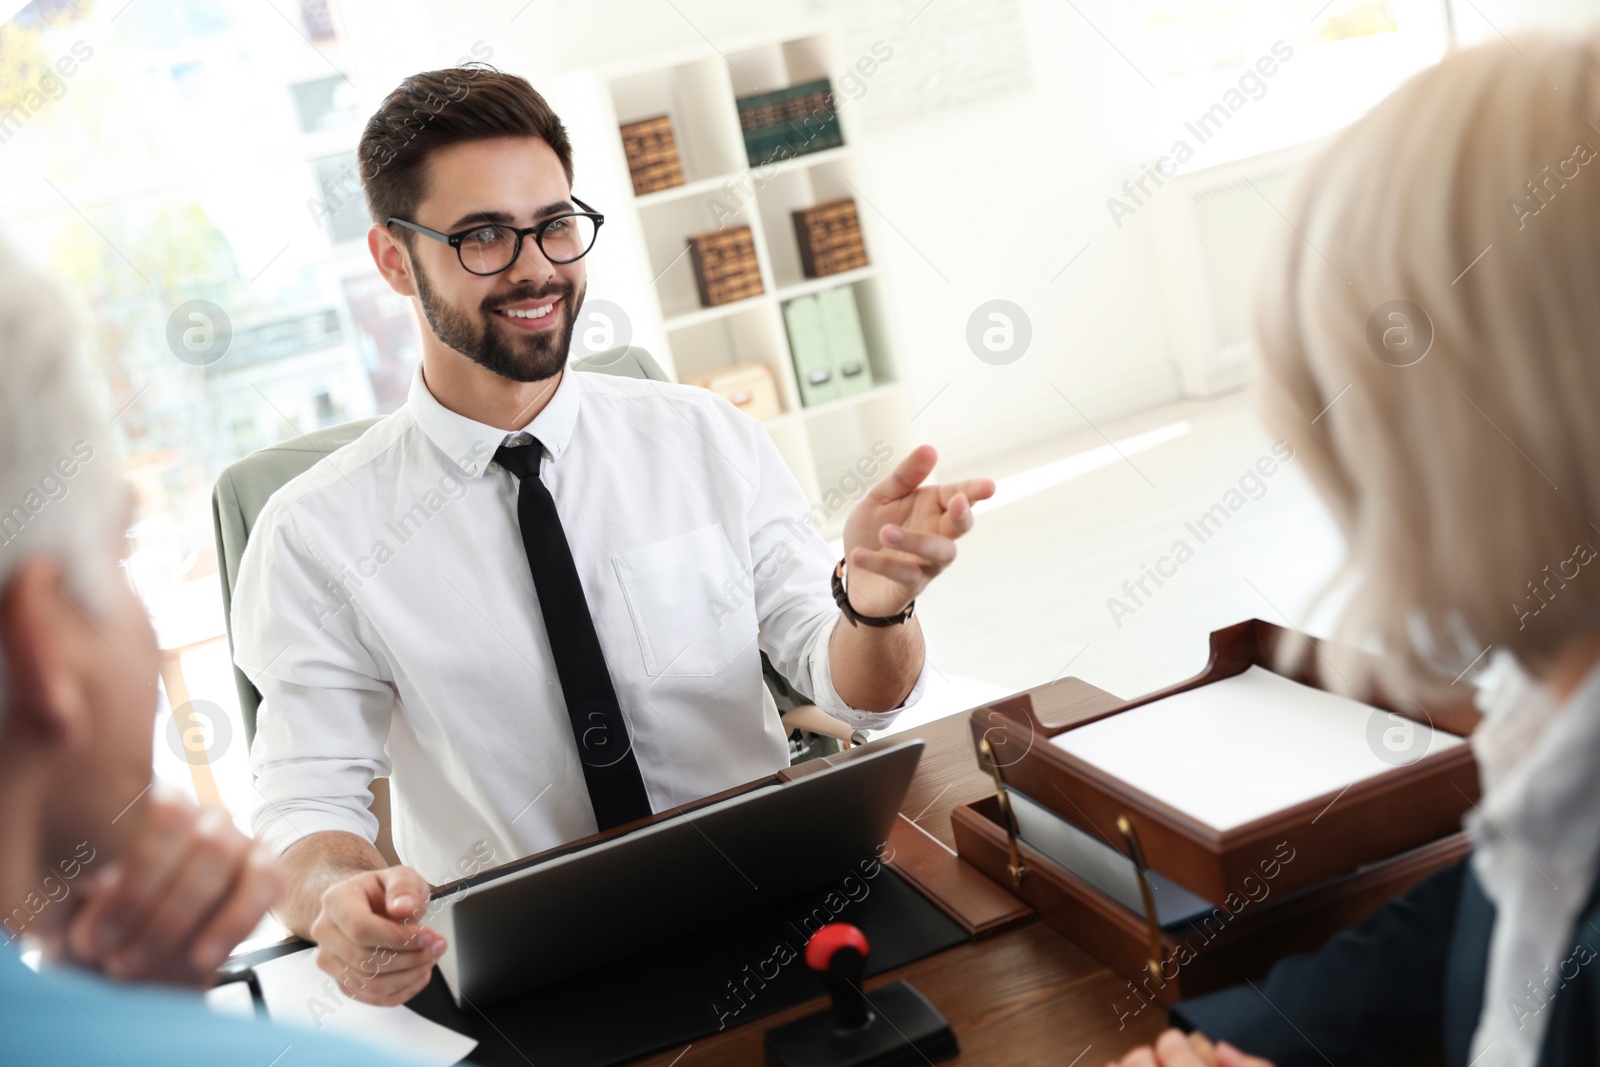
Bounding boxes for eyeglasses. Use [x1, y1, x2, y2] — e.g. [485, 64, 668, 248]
[387, 197, 605, 275]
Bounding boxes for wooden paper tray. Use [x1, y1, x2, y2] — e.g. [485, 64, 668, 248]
[966, 619, 1481, 903]
[952, 794, 1470, 1006]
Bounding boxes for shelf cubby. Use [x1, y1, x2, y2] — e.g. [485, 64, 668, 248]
[638, 187, 770, 322]
[609, 57, 746, 186]
[666, 303, 800, 414]
[755, 156, 866, 292]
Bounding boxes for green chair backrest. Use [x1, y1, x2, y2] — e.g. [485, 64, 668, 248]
[213, 347, 670, 742]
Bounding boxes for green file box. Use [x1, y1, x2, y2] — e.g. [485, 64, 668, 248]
[783, 295, 839, 406]
[817, 286, 875, 398]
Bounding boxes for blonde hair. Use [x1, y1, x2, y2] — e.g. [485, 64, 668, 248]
[1258, 33, 1600, 698]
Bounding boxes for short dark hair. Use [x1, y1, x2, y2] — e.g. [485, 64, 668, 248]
[357, 65, 575, 233]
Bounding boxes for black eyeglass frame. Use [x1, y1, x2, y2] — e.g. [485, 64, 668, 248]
[386, 196, 605, 274]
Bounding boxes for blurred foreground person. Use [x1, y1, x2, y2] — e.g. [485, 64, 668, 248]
[1113, 32, 1600, 1067]
[0, 236, 426, 1065]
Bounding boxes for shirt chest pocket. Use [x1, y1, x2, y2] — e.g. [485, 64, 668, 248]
[612, 523, 757, 678]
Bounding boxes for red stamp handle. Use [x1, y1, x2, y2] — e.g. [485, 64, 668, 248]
[804, 923, 870, 972]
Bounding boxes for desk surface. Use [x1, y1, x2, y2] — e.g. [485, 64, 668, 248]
[627, 677, 1171, 1066]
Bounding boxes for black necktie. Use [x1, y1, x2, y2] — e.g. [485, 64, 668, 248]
[494, 436, 653, 831]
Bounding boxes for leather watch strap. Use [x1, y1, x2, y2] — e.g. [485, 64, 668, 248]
[832, 558, 915, 628]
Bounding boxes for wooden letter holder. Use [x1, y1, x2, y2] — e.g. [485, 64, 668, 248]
[953, 619, 1481, 1005]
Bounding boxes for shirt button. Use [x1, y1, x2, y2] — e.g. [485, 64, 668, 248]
[487, 461, 499, 473]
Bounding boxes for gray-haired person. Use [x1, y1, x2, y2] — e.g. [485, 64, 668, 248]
[0, 235, 430, 1065]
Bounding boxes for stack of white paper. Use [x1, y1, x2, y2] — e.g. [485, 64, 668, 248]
[1050, 666, 1462, 831]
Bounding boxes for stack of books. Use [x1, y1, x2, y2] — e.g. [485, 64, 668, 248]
[687, 226, 764, 308]
[792, 198, 868, 279]
[735, 79, 843, 167]
[619, 114, 685, 196]
[782, 286, 876, 407]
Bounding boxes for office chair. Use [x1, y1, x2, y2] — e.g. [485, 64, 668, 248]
[211, 346, 843, 864]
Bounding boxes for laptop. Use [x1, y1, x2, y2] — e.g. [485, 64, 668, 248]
[431, 738, 925, 1008]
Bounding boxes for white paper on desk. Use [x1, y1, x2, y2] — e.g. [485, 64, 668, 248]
[234, 947, 477, 1066]
[204, 978, 256, 1019]
[1050, 666, 1464, 832]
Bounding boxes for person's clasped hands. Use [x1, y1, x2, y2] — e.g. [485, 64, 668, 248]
[1110, 1029, 1274, 1067]
[37, 796, 282, 988]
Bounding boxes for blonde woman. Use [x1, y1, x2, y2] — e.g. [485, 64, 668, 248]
[1112, 32, 1600, 1067]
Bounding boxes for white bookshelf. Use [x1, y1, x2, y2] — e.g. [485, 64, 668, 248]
[555, 31, 912, 536]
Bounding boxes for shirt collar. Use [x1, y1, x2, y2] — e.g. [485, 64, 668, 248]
[405, 363, 583, 478]
[1474, 655, 1600, 845]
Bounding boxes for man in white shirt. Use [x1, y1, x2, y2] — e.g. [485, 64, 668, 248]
[232, 66, 994, 1006]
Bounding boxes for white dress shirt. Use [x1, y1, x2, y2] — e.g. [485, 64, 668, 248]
[233, 364, 926, 884]
[1468, 653, 1600, 1067]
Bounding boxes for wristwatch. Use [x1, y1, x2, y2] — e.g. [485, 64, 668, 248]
[832, 558, 915, 627]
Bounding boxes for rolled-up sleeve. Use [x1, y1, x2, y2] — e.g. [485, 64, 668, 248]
[232, 498, 396, 855]
[740, 420, 927, 732]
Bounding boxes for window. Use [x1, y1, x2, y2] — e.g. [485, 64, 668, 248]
[0, 0, 415, 825]
[1112, 0, 1450, 167]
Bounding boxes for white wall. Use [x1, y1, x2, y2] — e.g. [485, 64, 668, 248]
[834, 0, 1185, 468]
[1450, 0, 1600, 41]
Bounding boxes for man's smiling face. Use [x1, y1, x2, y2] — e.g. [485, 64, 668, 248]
[404, 135, 587, 383]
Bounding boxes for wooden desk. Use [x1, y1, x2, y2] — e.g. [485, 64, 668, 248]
[628, 677, 1172, 1066]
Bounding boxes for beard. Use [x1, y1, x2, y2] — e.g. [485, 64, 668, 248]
[413, 259, 584, 383]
